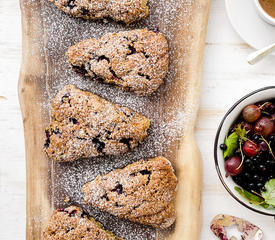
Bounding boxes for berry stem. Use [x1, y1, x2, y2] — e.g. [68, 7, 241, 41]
[251, 190, 265, 202]
[261, 111, 270, 115]
[236, 140, 245, 170]
[259, 102, 270, 110]
[260, 135, 275, 160]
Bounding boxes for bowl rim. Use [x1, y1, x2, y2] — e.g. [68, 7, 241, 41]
[214, 86, 275, 217]
[254, 0, 275, 25]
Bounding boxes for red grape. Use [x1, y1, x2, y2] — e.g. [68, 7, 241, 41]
[225, 156, 243, 176]
[270, 104, 275, 114]
[242, 105, 261, 123]
[243, 141, 258, 156]
[259, 141, 268, 151]
[242, 122, 253, 134]
[254, 117, 274, 138]
[260, 102, 275, 113]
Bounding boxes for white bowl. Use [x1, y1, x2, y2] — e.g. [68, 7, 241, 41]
[254, 0, 275, 26]
[214, 86, 275, 216]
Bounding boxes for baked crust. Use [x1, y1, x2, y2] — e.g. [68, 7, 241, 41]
[44, 85, 150, 162]
[43, 206, 122, 240]
[66, 29, 169, 95]
[82, 156, 177, 229]
[48, 0, 149, 24]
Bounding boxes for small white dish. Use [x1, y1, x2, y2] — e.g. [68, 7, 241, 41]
[254, 0, 275, 26]
[214, 86, 275, 216]
[225, 0, 275, 55]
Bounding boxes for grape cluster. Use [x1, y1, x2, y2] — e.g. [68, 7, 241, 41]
[221, 100, 275, 193]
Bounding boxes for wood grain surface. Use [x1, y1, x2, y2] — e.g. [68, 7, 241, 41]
[1, 1, 275, 240]
[18, 0, 211, 239]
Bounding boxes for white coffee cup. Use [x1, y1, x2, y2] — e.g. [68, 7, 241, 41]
[254, 0, 275, 26]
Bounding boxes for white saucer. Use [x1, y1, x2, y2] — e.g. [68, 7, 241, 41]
[225, 0, 275, 55]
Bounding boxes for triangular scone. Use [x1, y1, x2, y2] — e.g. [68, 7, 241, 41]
[82, 156, 177, 229]
[66, 29, 169, 96]
[44, 85, 150, 162]
[43, 206, 122, 240]
[48, 0, 149, 24]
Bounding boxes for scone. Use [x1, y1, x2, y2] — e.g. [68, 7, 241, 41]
[66, 29, 169, 96]
[48, 0, 149, 24]
[43, 206, 122, 240]
[44, 85, 150, 162]
[82, 156, 177, 229]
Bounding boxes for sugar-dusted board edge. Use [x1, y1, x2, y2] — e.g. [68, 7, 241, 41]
[18, 0, 211, 239]
[171, 1, 211, 239]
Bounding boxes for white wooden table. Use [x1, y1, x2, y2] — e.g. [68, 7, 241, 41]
[0, 0, 274, 239]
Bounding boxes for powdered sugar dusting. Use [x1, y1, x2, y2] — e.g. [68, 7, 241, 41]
[23, 0, 197, 239]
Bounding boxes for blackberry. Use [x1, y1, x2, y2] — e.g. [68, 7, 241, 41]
[220, 144, 227, 150]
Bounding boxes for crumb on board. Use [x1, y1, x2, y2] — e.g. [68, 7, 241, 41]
[64, 196, 70, 203]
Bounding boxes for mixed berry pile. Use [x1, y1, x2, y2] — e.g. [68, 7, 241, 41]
[221, 100, 275, 195]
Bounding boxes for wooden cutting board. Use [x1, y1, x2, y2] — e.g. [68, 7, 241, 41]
[18, 0, 211, 239]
